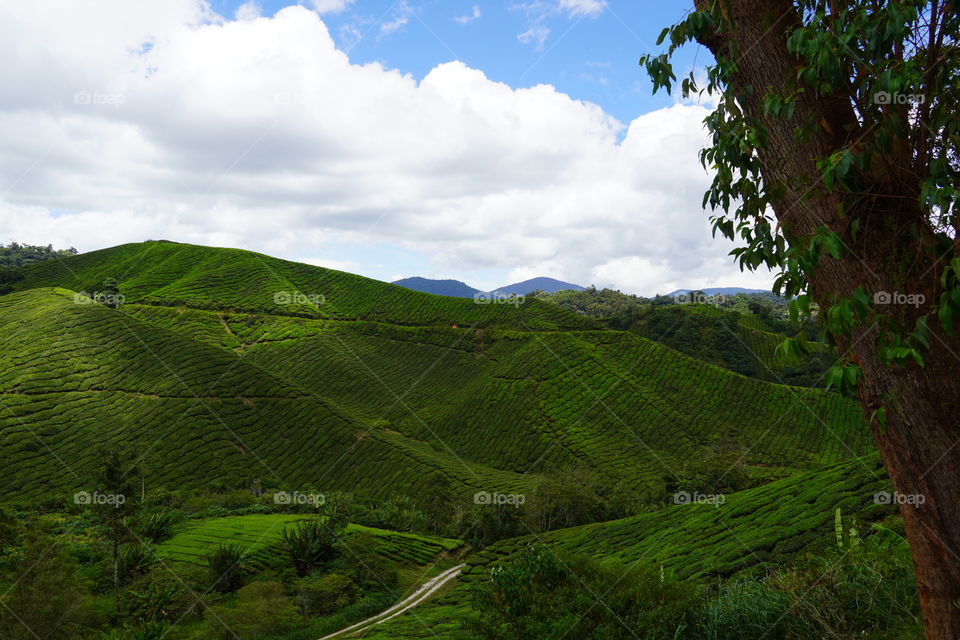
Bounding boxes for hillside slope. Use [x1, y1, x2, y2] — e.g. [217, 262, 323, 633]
[358, 454, 895, 640]
[122, 304, 870, 497]
[0, 288, 545, 501]
[16, 241, 596, 330]
[2, 242, 871, 505]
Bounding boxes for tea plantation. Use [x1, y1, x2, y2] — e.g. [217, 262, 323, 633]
[0, 241, 898, 640]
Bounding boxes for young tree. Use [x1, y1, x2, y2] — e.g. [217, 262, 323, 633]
[94, 448, 140, 613]
[641, 2, 959, 636]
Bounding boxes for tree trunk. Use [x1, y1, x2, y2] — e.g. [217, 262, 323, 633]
[691, 1, 960, 637]
[113, 539, 119, 615]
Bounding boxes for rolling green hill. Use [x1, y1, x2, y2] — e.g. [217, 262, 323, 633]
[357, 454, 896, 640]
[0, 287, 543, 502]
[0, 241, 894, 640]
[0, 242, 872, 507]
[15, 241, 596, 330]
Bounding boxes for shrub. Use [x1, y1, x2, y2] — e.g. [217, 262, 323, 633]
[281, 520, 341, 577]
[138, 509, 180, 543]
[205, 581, 299, 640]
[295, 573, 357, 617]
[464, 545, 698, 640]
[207, 544, 245, 593]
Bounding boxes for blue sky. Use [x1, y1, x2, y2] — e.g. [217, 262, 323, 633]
[211, 0, 704, 127]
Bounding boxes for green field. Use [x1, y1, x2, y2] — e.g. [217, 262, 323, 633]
[155, 514, 463, 571]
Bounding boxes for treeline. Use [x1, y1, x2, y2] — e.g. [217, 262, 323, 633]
[0, 242, 77, 268]
[0, 242, 78, 295]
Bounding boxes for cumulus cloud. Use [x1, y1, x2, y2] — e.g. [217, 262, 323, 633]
[0, 1, 771, 295]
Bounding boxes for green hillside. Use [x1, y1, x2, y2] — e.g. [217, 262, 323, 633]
[0, 241, 893, 640]
[0, 287, 544, 502]
[123, 304, 870, 492]
[15, 241, 596, 330]
[358, 454, 897, 640]
[0, 242, 872, 509]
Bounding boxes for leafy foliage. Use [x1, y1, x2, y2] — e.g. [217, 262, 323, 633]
[206, 544, 246, 593]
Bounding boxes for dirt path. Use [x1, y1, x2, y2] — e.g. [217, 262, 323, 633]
[318, 563, 465, 639]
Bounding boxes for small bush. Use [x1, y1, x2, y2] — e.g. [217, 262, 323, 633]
[207, 544, 245, 593]
[205, 581, 299, 640]
[295, 572, 357, 617]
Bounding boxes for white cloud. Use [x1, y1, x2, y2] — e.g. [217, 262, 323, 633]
[513, 0, 606, 49]
[454, 5, 481, 24]
[234, 2, 261, 21]
[380, 1, 413, 35]
[0, 2, 772, 296]
[517, 25, 550, 49]
[558, 0, 606, 17]
[308, 0, 354, 15]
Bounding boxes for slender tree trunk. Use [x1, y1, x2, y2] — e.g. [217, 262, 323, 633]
[113, 538, 119, 615]
[692, 1, 960, 637]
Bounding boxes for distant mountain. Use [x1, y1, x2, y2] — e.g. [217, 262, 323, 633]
[493, 277, 585, 296]
[391, 277, 480, 298]
[667, 287, 770, 297]
[393, 275, 585, 298]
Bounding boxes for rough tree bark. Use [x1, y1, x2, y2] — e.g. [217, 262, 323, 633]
[691, 1, 960, 637]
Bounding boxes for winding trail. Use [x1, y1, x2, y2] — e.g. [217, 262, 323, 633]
[318, 563, 465, 639]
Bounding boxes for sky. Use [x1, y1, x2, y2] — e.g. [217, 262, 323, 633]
[0, 0, 774, 295]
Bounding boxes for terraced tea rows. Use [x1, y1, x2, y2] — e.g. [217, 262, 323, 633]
[155, 514, 462, 570]
[0, 289, 547, 503]
[120, 298, 870, 499]
[17, 241, 597, 330]
[357, 454, 895, 640]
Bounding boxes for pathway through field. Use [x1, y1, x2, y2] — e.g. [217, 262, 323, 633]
[318, 563, 465, 639]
